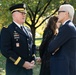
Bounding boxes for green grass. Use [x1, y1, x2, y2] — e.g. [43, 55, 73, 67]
[33, 63, 40, 75]
[0, 53, 6, 75]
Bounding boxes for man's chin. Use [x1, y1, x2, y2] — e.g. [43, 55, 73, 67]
[58, 20, 61, 23]
[22, 21, 25, 23]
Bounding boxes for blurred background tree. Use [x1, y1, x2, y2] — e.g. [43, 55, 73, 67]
[0, 0, 76, 44]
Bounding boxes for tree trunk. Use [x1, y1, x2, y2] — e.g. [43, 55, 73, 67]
[31, 26, 35, 45]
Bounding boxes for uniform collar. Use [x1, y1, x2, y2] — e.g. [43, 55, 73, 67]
[13, 21, 23, 28]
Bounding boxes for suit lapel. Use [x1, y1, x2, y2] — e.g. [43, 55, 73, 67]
[60, 20, 71, 29]
[64, 20, 71, 26]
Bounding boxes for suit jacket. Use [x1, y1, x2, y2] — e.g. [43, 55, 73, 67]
[48, 20, 76, 75]
[1, 22, 36, 75]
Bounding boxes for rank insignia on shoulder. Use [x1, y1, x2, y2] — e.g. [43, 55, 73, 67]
[3, 26, 8, 28]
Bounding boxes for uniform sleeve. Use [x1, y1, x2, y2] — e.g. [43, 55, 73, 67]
[1, 27, 25, 67]
[32, 44, 36, 60]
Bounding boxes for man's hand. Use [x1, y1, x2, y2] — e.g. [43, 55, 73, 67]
[36, 57, 41, 64]
[23, 61, 35, 69]
[31, 60, 35, 65]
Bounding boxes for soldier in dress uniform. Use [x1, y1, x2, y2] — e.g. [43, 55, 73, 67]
[1, 3, 36, 75]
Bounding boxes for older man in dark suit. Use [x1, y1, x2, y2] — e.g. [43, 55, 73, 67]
[1, 3, 36, 75]
[48, 4, 76, 75]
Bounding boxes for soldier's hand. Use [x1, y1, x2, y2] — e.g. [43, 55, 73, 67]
[31, 60, 35, 65]
[23, 61, 35, 69]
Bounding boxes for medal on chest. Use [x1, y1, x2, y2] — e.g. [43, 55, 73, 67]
[13, 31, 20, 47]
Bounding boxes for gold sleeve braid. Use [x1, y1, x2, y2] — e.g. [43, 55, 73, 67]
[14, 57, 21, 65]
[9, 57, 15, 62]
[9, 57, 21, 65]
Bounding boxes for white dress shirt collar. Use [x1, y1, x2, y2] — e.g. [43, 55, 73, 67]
[62, 19, 70, 25]
[13, 21, 23, 28]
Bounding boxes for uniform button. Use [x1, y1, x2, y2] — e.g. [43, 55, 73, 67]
[28, 44, 29, 46]
[29, 49, 30, 51]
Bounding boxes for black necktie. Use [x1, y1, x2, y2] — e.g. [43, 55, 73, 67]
[20, 26, 23, 31]
[20, 26, 28, 35]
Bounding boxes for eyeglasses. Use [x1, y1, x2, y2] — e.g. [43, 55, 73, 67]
[58, 11, 66, 14]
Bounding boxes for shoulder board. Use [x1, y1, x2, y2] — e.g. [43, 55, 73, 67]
[3, 26, 8, 28]
[3, 26, 8, 29]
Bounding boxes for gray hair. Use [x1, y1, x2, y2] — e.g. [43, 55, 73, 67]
[59, 4, 75, 21]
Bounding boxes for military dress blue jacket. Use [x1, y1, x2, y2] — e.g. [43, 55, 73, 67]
[1, 22, 36, 75]
[48, 20, 76, 75]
